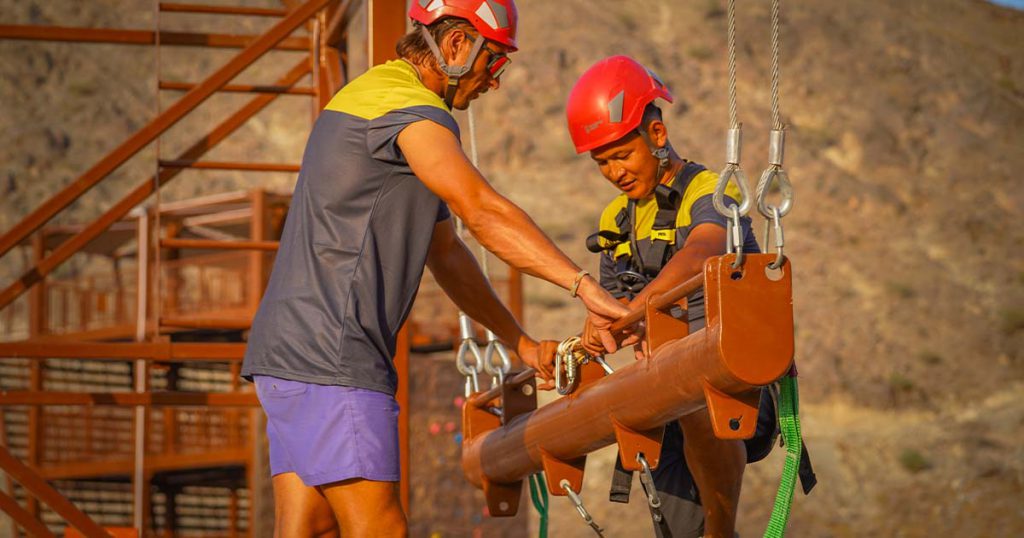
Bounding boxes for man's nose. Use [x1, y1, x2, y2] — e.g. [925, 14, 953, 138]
[488, 76, 501, 91]
[610, 163, 626, 180]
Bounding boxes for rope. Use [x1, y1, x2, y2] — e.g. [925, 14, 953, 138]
[714, 0, 751, 268]
[754, 0, 793, 270]
[727, 0, 738, 130]
[764, 375, 801, 538]
[452, 107, 511, 393]
[528, 473, 549, 538]
[769, 0, 782, 131]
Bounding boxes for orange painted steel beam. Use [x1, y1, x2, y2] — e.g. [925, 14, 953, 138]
[0, 391, 258, 407]
[367, 0, 411, 512]
[0, 25, 307, 50]
[467, 272, 704, 409]
[160, 81, 315, 94]
[159, 2, 289, 16]
[160, 238, 280, 251]
[0, 342, 245, 360]
[0, 490, 54, 538]
[0, 445, 109, 538]
[461, 255, 794, 515]
[160, 316, 252, 330]
[0, 0, 330, 261]
[0, 59, 310, 311]
[39, 448, 249, 481]
[158, 160, 301, 172]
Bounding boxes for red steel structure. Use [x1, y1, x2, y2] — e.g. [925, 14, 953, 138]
[0, 1, 523, 536]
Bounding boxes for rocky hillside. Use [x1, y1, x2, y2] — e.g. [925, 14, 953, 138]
[1, 0, 1022, 536]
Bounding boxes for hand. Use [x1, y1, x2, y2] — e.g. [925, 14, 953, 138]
[574, 277, 631, 353]
[517, 337, 557, 389]
[582, 315, 644, 356]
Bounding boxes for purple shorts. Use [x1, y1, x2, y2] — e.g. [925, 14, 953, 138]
[254, 375, 400, 486]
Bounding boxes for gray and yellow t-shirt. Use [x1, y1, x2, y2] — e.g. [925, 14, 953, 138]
[242, 60, 455, 395]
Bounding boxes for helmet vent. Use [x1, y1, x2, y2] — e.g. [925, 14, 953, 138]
[475, 2, 499, 30]
[608, 90, 625, 123]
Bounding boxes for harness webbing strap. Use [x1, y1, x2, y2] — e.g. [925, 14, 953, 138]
[528, 473, 549, 538]
[608, 453, 632, 503]
[764, 374, 803, 537]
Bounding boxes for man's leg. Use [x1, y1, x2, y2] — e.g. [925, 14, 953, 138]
[678, 409, 746, 538]
[320, 478, 407, 537]
[271, 472, 339, 538]
[650, 421, 705, 538]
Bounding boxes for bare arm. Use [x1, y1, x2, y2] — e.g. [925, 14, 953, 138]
[399, 119, 629, 347]
[426, 218, 554, 380]
[580, 223, 726, 356]
[626, 223, 726, 311]
[401, 120, 580, 288]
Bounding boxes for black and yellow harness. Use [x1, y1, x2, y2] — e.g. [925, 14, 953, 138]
[587, 161, 708, 296]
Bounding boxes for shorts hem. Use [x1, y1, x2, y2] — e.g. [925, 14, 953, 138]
[242, 366, 395, 396]
[298, 469, 401, 487]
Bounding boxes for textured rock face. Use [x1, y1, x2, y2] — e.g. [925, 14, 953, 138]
[1, 0, 1023, 536]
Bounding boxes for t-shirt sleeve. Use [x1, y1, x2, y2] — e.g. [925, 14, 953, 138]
[689, 194, 759, 252]
[366, 105, 460, 164]
[688, 193, 733, 229]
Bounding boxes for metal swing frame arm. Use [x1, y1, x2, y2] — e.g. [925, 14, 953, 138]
[461, 254, 795, 514]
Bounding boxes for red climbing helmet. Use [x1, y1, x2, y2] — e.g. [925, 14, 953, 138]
[566, 55, 673, 153]
[409, 0, 519, 51]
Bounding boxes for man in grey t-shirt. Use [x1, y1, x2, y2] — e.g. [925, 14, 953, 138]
[242, 2, 630, 536]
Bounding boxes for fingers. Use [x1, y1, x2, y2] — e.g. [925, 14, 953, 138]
[598, 328, 619, 354]
[535, 379, 555, 391]
[581, 317, 605, 356]
[535, 340, 559, 380]
[619, 332, 641, 348]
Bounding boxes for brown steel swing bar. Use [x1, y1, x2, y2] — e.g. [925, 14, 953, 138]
[462, 253, 795, 517]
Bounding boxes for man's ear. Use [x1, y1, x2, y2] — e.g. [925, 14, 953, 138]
[441, 27, 470, 63]
[646, 120, 670, 148]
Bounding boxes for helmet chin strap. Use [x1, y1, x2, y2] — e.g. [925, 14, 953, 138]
[637, 127, 672, 180]
[420, 24, 486, 109]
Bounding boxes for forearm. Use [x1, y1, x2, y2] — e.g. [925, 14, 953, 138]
[460, 194, 581, 290]
[628, 242, 719, 310]
[429, 234, 525, 349]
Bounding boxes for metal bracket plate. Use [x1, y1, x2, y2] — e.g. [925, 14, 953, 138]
[705, 253, 794, 386]
[702, 380, 760, 440]
[463, 372, 539, 517]
[611, 418, 666, 471]
[644, 293, 690, 355]
[540, 448, 586, 497]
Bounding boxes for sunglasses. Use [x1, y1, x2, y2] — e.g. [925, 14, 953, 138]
[481, 44, 510, 79]
[466, 33, 511, 79]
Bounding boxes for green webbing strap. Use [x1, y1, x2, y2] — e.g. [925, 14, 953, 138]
[764, 375, 801, 538]
[529, 473, 549, 538]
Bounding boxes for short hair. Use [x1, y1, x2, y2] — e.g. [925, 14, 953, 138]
[640, 103, 663, 131]
[395, 18, 475, 67]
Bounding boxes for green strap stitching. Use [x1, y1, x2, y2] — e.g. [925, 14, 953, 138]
[765, 375, 801, 538]
[529, 473, 549, 538]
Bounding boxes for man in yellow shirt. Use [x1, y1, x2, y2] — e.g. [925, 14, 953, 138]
[568, 56, 775, 538]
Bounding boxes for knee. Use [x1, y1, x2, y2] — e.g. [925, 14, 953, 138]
[275, 514, 338, 538]
[342, 508, 407, 537]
